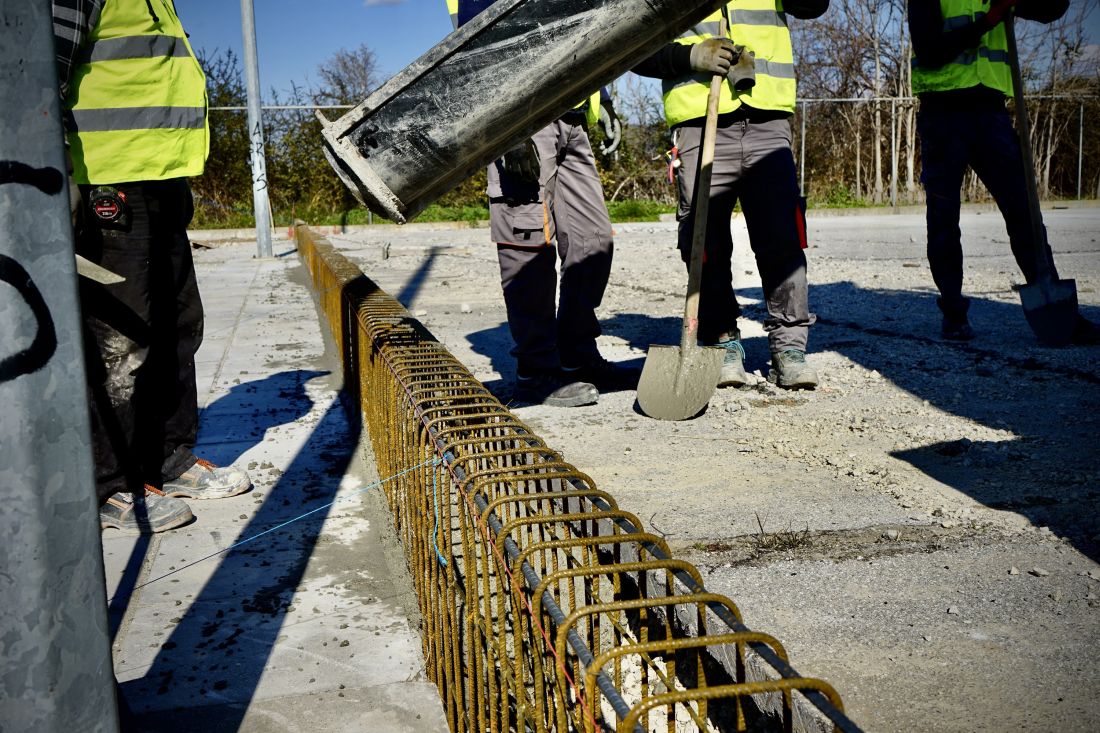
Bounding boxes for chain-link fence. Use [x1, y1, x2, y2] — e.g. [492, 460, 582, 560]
[791, 95, 1100, 208]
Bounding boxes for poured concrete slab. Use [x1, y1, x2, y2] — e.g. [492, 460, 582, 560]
[323, 206, 1100, 732]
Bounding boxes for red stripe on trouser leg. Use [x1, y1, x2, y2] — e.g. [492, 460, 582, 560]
[794, 203, 808, 249]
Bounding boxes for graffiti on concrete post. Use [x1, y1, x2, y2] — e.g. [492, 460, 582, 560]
[0, 160, 62, 383]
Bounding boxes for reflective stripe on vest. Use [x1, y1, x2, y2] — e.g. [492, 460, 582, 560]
[83, 34, 190, 63]
[67, 0, 208, 185]
[70, 106, 206, 132]
[446, 0, 458, 29]
[662, 1, 796, 128]
[911, 0, 1013, 97]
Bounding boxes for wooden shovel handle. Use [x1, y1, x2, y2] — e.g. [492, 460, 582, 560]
[1004, 14, 1052, 281]
[681, 18, 727, 352]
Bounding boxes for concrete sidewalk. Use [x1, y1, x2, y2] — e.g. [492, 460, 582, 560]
[101, 239, 447, 732]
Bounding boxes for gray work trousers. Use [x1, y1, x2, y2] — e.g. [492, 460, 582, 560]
[488, 113, 614, 373]
[675, 115, 815, 352]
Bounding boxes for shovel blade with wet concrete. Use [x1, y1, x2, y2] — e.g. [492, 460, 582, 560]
[1020, 276, 1078, 347]
[637, 32, 726, 422]
[637, 343, 724, 421]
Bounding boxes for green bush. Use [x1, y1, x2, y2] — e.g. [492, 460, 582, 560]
[607, 199, 675, 222]
[810, 184, 870, 209]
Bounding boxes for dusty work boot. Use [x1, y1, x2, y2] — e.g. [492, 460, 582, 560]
[714, 337, 748, 388]
[100, 486, 193, 534]
[562, 357, 641, 392]
[162, 458, 252, 500]
[513, 369, 598, 408]
[768, 349, 818, 390]
[1071, 315, 1100, 345]
[939, 296, 974, 341]
[941, 316, 975, 341]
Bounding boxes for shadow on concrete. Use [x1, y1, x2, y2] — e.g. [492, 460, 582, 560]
[196, 369, 326, 467]
[743, 281, 1098, 559]
[107, 534, 151, 641]
[804, 282, 1100, 561]
[120, 379, 360, 730]
[395, 245, 442, 308]
[510, 280, 1100, 559]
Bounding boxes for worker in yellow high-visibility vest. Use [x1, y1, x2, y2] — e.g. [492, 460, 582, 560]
[634, 1, 828, 391]
[447, 0, 635, 408]
[910, 0, 1097, 344]
[53, 0, 252, 535]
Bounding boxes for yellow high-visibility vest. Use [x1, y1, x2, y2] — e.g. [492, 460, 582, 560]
[911, 0, 1012, 96]
[663, 1, 797, 127]
[66, 0, 208, 184]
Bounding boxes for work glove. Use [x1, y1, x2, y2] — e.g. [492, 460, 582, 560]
[983, 0, 1018, 28]
[727, 45, 756, 92]
[598, 101, 622, 156]
[689, 38, 736, 75]
[501, 138, 540, 183]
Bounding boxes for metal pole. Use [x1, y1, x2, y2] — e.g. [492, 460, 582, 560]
[799, 100, 807, 196]
[240, 0, 273, 258]
[0, 2, 118, 731]
[890, 98, 898, 210]
[1078, 102, 1084, 200]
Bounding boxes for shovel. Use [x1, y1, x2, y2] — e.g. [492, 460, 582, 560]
[1005, 14, 1078, 346]
[637, 26, 727, 421]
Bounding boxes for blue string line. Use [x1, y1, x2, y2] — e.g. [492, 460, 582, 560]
[108, 457, 437, 603]
[430, 456, 448, 567]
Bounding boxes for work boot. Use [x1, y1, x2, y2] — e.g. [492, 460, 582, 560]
[938, 296, 974, 341]
[513, 370, 598, 408]
[562, 357, 641, 392]
[714, 337, 748, 388]
[100, 486, 193, 534]
[162, 458, 252, 500]
[768, 349, 818, 390]
[1071, 315, 1100, 345]
[941, 316, 975, 341]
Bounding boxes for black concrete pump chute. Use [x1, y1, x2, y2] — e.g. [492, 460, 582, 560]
[318, 0, 727, 223]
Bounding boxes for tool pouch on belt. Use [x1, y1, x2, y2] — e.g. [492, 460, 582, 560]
[88, 186, 131, 230]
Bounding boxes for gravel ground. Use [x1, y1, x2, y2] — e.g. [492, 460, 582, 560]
[301, 205, 1100, 732]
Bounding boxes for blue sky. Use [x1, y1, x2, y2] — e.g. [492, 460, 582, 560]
[178, 0, 454, 100]
[178, 0, 1100, 103]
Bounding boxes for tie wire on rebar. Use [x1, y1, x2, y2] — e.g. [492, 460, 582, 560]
[294, 223, 862, 733]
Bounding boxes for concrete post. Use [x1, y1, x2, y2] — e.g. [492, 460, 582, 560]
[0, 2, 118, 731]
[240, 0, 273, 258]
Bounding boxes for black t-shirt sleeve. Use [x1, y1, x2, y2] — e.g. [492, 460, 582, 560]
[783, 0, 829, 20]
[632, 43, 694, 80]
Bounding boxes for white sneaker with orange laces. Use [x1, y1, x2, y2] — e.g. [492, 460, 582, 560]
[100, 485, 193, 533]
[162, 458, 252, 500]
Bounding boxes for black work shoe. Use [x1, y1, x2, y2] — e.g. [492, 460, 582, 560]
[562, 357, 641, 392]
[163, 458, 252, 500]
[768, 349, 818, 390]
[942, 317, 975, 341]
[938, 296, 973, 341]
[100, 486, 193, 534]
[1071, 315, 1100, 345]
[513, 370, 598, 407]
